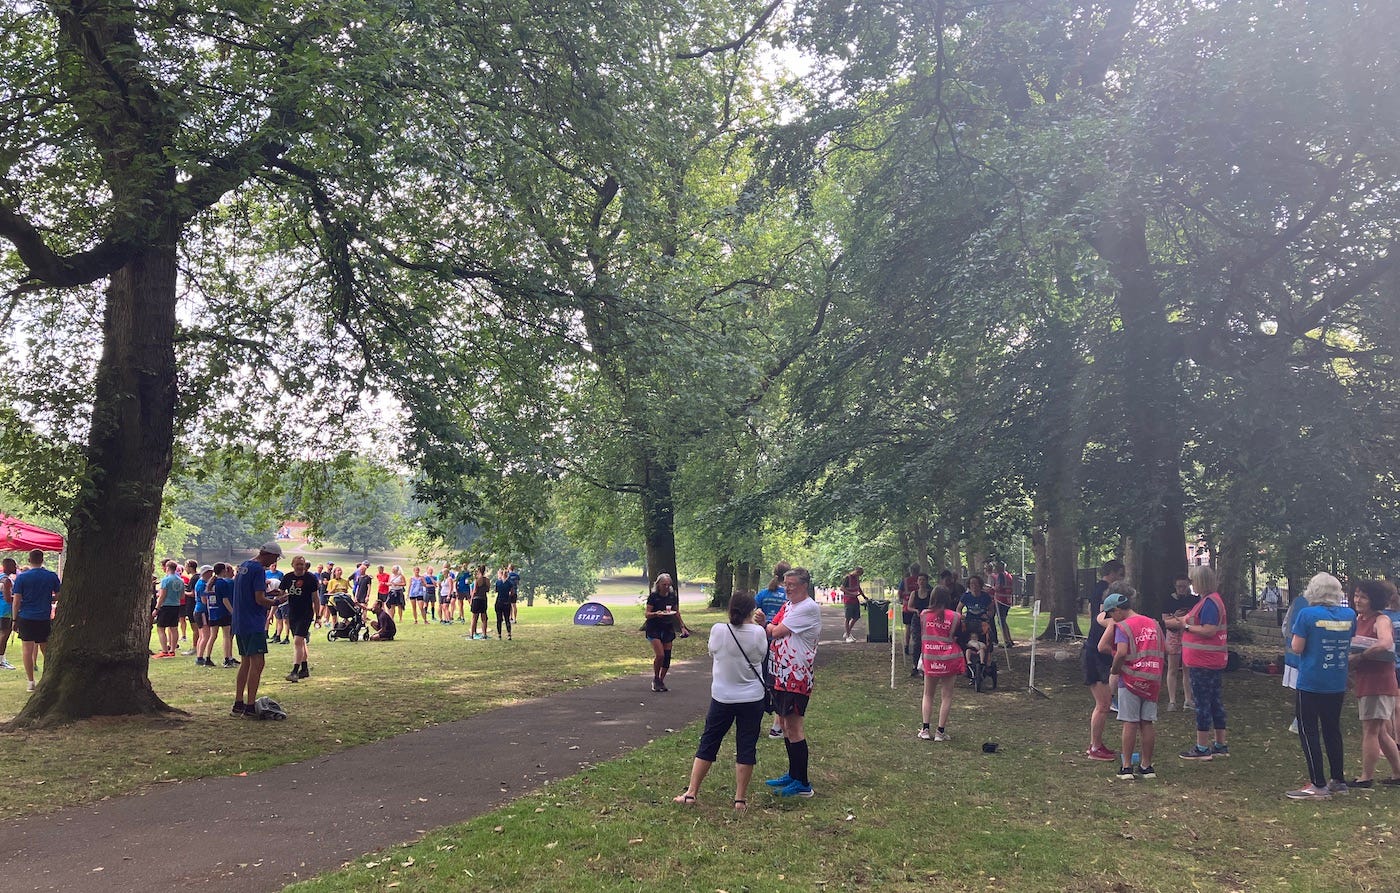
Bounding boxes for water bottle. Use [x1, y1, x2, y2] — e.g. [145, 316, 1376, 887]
[1131, 751, 1140, 765]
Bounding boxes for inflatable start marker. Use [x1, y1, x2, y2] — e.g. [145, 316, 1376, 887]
[573, 602, 615, 626]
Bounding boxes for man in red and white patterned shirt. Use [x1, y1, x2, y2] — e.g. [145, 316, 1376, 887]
[764, 567, 823, 797]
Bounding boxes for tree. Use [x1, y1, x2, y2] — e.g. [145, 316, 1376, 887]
[0, 1, 488, 725]
[520, 526, 596, 605]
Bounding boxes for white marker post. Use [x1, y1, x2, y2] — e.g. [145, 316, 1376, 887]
[1028, 599, 1048, 698]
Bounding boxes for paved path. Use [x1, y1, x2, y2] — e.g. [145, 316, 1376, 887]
[1, 603, 855, 893]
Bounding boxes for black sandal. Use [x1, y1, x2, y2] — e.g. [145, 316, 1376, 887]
[673, 792, 696, 805]
[733, 798, 747, 811]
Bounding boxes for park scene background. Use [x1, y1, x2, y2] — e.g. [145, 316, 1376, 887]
[2, 1, 1397, 890]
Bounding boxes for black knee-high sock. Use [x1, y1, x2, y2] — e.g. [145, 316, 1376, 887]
[784, 738, 793, 770]
[790, 739, 810, 785]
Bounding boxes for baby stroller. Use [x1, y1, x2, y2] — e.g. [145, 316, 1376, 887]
[326, 593, 367, 642]
[963, 622, 999, 692]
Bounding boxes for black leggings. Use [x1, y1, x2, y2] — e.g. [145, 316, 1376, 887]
[495, 602, 512, 638]
[1296, 688, 1345, 788]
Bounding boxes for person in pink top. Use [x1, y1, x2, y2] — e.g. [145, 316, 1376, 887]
[1348, 579, 1400, 787]
[1105, 588, 1164, 780]
[916, 586, 965, 742]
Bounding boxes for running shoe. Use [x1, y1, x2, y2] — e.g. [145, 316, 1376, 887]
[767, 728, 783, 739]
[1179, 745, 1214, 761]
[1114, 766, 1136, 781]
[934, 731, 950, 742]
[26, 680, 36, 692]
[764, 774, 793, 788]
[1137, 765, 1157, 780]
[223, 658, 240, 668]
[1210, 743, 1230, 758]
[1285, 786, 1331, 800]
[650, 678, 661, 692]
[0, 658, 16, 670]
[230, 702, 245, 716]
[656, 681, 669, 692]
[1086, 745, 1117, 761]
[779, 780, 814, 798]
[1326, 780, 1348, 794]
[917, 727, 931, 740]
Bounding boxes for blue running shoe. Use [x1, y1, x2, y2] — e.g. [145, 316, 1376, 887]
[764, 774, 793, 788]
[779, 779, 814, 798]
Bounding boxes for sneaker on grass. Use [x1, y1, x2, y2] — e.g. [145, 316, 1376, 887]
[1086, 745, 1117, 761]
[1210, 743, 1229, 757]
[1326, 780, 1349, 794]
[1285, 786, 1331, 800]
[779, 779, 814, 798]
[1137, 765, 1156, 779]
[0, 658, 16, 670]
[767, 727, 783, 739]
[1179, 745, 1214, 761]
[917, 728, 931, 740]
[1114, 766, 1135, 781]
[764, 774, 793, 788]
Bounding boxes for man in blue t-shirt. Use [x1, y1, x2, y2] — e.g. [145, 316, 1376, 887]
[455, 562, 472, 623]
[12, 549, 61, 692]
[231, 542, 288, 718]
[507, 563, 521, 621]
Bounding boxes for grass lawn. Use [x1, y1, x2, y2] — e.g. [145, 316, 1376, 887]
[288, 633, 1393, 893]
[0, 602, 707, 820]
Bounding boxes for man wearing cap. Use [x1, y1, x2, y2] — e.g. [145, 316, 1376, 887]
[1105, 586, 1164, 780]
[231, 542, 289, 718]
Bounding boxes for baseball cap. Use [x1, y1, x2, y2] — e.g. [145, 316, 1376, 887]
[198, 564, 214, 573]
[259, 541, 284, 557]
[1102, 593, 1130, 612]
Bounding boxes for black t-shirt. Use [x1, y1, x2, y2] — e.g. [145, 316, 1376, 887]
[645, 590, 679, 636]
[354, 574, 371, 599]
[1162, 592, 1199, 617]
[1087, 579, 1110, 644]
[282, 572, 318, 618]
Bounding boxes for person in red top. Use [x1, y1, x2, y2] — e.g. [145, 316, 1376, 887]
[840, 566, 865, 643]
[990, 561, 1016, 646]
[917, 586, 964, 741]
[1105, 589, 1164, 780]
[1348, 580, 1400, 787]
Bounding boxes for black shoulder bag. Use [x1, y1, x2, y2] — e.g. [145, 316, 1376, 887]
[725, 623, 776, 713]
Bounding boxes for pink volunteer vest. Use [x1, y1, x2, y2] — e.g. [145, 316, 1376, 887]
[1181, 592, 1228, 670]
[1119, 613, 1164, 701]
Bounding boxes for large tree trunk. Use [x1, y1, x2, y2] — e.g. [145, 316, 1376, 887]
[1216, 530, 1249, 624]
[711, 555, 734, 607]
[1090, 212, 1187, 622]
[12, 242, 182, 728]
[639, 456, 679, 590]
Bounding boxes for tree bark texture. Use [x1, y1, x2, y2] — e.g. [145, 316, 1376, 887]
[1216, 531, 1249, 624]
[639, 456, 679, 591]
[1090, 212, 1187, 623]
[711, 556, 734, 607]
[12, 241, 182, 727]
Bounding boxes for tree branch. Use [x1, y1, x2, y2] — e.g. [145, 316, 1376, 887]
[677, 0, 784, 60]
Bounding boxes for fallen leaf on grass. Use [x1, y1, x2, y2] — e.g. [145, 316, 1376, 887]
[628, 838, 644, 845]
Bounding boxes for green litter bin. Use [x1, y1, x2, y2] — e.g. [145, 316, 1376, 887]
[865, 599, 891, 643]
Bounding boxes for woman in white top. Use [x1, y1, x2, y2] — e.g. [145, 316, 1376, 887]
[674, 591, 768, 811]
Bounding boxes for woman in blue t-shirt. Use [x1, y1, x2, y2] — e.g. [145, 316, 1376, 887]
[1285, 573, 1355, 801]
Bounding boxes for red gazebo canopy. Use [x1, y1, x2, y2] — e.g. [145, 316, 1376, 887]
[0, 514, 65, 552]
